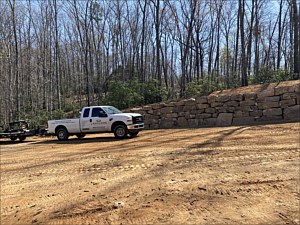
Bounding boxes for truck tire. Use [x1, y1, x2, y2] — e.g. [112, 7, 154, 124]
[129, 131, 139, 138]
[76, 134, 86, 139]
[56, 128, 69, 141]
[114, 125, 128, 139]
[10, 136, 17, 141]
[19, 136, 26, 142]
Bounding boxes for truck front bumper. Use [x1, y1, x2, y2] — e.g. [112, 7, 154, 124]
[127, 123, 144, 130]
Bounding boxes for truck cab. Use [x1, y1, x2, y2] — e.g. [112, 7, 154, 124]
[47, 106, 144, 141]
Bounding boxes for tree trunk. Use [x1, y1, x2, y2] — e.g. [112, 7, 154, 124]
[239, 0, 248, 86]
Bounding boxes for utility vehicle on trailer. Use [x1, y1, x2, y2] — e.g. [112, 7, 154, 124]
[0, 120, 35, 142]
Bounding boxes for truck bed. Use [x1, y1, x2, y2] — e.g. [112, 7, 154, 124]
[47, 118, 80, 134]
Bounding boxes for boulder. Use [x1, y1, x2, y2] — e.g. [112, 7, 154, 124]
[231, 93, 243, 101]
[257, 83, 277, 98]
[275, 82, 295, 95]
[177, 117, 188, 127]
[216, 113, 233, 126]
[263, 108, 282, 116]
[283, 105, 300, 121]
[232, 117, 255, 125]
[188, 119, 199, 127]
[196, 96, 208, 104]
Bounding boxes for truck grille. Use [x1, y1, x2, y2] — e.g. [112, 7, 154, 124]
[132, 116, 143, 124]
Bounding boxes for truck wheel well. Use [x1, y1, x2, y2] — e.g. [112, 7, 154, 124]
[111, 121, 126, 132]
[55, 125, 68, 134]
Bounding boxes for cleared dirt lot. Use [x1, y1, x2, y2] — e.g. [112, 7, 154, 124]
[1, 122, 299, 225]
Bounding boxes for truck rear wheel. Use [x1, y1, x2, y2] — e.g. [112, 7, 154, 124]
[56, 128, 69, 141]
[114, 125, 128, 139]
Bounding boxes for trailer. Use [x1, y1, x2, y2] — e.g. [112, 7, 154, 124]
[0, 120, 35, 142]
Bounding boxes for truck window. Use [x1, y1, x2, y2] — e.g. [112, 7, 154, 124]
[83, 108, 90, 118]
[92, 108, 106, 117]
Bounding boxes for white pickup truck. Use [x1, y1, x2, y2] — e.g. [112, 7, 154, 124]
[47, 106, 144, 141]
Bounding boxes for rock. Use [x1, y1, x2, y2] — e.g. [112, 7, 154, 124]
[216, 95, 230, 102]
[216, 113, 233, 126]
[175, 100, 185, 106]
[196, 96, 208, 104]
[244, 93, 257, 100]
[196, 103, 209, 109]
[281, 93, 298, 100]
[184, 98, 196, 106]
[113, 201, 125, 209]
[142, 106, 153, 111]
[160, 107, 174, 114]
[257, 83, 277, 98]
[283, 105, 300, 121]
[231, 93, 243, 101]
[257, 102, 280, 109]
[203, 118, 217, 126]
[177, 117, 188, 127]
[280, 99, 296, 108]
[210, 102, 224, 107]
[263, 108, 282, 116]
[159, 118, 175, 128]
[183, 105, 196, 111]
[207, 95, 217, 103]
[205, 108, 216, 113]
[256, 116, 282, 122]
[196, 113, 212, 119]
[188, 119, 198, 127]
[165, 113, 178, 118]
[249, 110, 263, 117]
[225, 101, 239, 107]
[257, 96, 280, 102]
[239, 100, 256, 107]
[232, 117, 255, 125]
[275, 82, 295, 95]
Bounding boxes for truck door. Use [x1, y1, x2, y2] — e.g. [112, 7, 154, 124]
[90, 107, 109, 132]
[80, 108, 91, 132]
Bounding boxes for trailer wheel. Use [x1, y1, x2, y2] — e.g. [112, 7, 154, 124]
[19, 136, 26, 142]
[10, 136, 17, 141]
[56, 128, 69, 141]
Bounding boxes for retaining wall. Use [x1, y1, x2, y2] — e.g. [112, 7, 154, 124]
[128, 80, 300, 129]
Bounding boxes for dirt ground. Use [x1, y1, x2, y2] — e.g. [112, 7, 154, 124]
[0, 122, 299, 225]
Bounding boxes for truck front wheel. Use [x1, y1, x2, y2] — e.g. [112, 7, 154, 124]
[114, 125, 128, 139]
[56, 128, 69, 141]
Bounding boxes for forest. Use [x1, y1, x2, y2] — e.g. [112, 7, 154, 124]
[0, 0, 299, 127]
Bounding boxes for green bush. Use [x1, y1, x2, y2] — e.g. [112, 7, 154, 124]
[142, 79, 167, 104]
[253, 67, 293, 84]
[103, 78, 168, 109]
[103, 79, 144, 109]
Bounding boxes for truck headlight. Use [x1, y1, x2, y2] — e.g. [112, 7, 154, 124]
[127, 119, 132, 123]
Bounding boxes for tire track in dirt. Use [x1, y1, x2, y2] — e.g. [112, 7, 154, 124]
[197, 178, 294, 197]
[2, 148, 298, 178]
[1, 193, 69, 217]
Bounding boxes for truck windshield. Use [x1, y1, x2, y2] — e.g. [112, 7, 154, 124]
[102, 106, 122, 114]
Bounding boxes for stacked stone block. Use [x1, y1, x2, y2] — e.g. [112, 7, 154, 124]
[128, 80, 300, 129]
